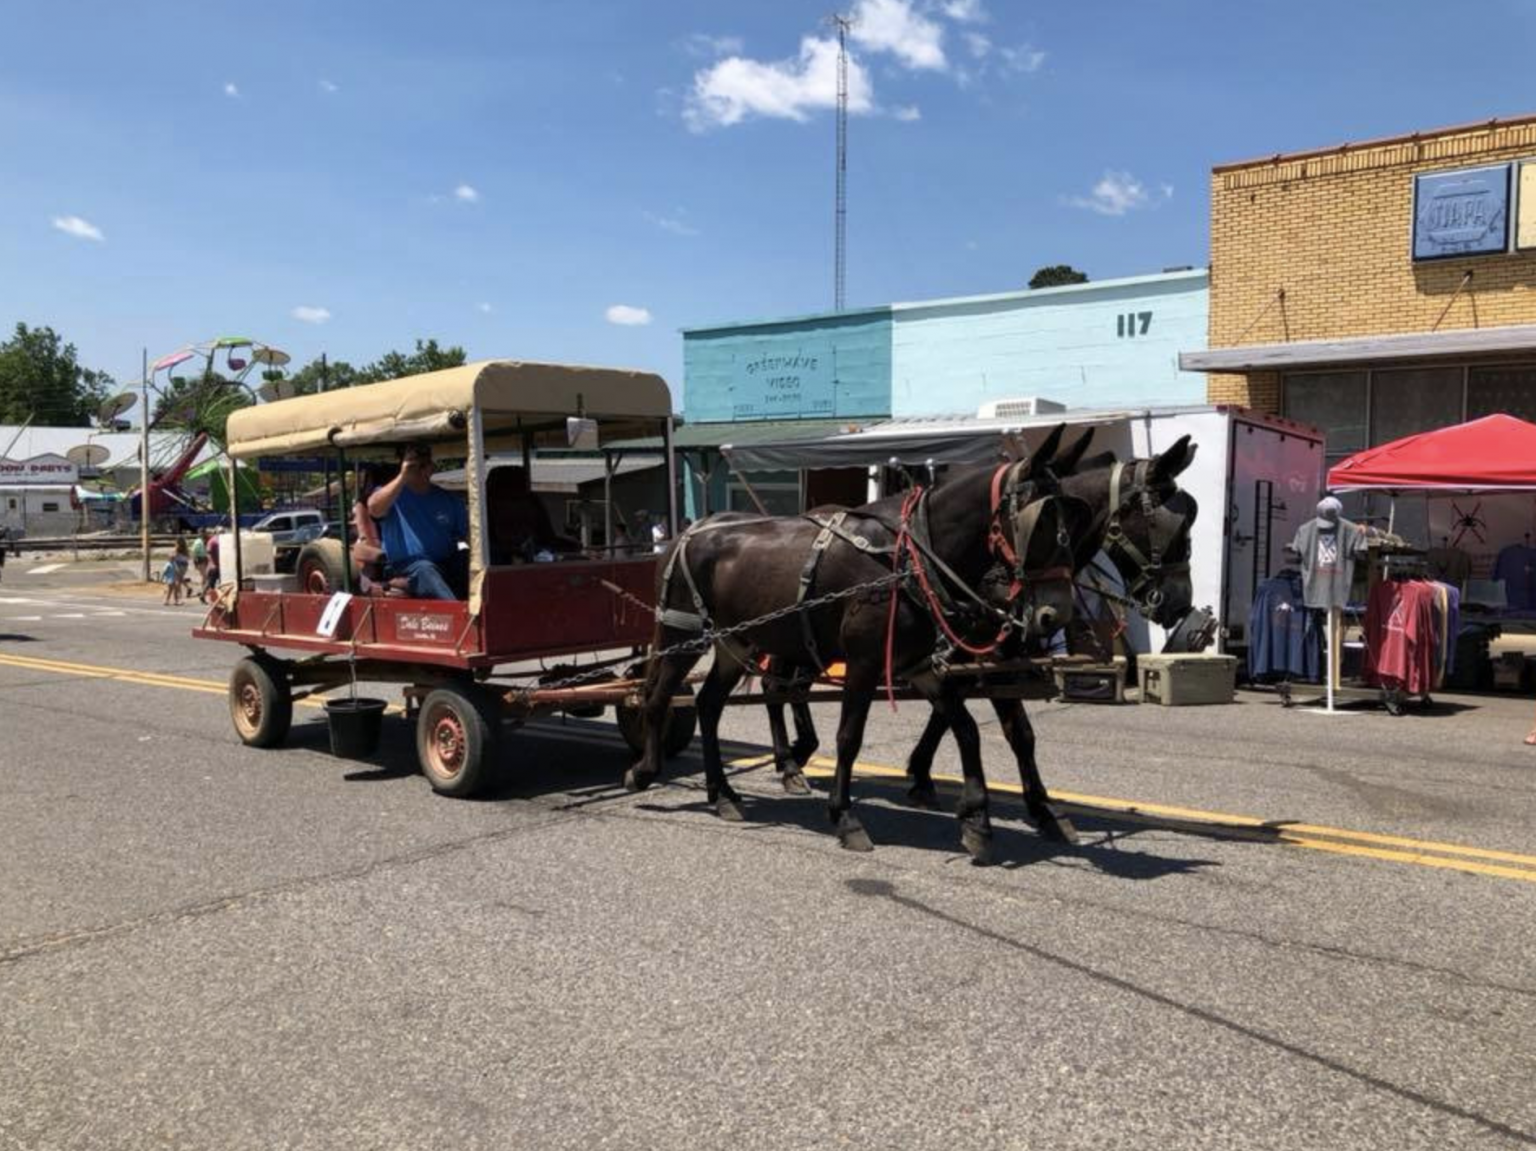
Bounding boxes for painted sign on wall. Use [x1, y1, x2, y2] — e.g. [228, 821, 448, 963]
[1412, 164, 1510, 260]
[733, 349, 835, 418]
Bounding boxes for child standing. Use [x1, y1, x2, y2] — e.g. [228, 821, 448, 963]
[162, 537, 189, 605]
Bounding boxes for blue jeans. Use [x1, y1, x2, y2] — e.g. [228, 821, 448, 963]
[389, 557, 458, 601]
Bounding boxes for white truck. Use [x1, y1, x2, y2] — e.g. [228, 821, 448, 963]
[720, 404, 1326, 662]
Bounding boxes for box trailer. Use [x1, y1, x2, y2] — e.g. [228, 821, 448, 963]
[720, 404, 1325, 660]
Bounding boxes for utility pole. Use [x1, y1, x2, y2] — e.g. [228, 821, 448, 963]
[829, 12, 852, 312]
[139, 347, 150, 582]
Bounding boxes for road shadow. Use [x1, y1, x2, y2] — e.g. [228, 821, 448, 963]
[0, 633, 38, 643]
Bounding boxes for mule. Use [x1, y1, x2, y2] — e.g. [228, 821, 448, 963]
[625, 426, 1093, 862]
[763, 432, 1201, 843]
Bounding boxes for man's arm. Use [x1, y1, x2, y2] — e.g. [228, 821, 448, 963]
[367, 465, 413, 519]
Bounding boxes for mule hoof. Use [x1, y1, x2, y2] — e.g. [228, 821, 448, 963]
[906, 781, 943, 811]
[838, 826, 875, 853]
[716, 795, 745, 821]
[1032, 804, 1079, 845]
[624, 767, 654, 793]
[961, 824, 995, 866]
[781, 771, 813, 796]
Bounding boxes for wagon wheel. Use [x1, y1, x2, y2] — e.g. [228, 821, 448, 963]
[295, 539, 346, 596]
[229, 654, 293, 748]
[416, 685, 502, 797]
[616, 683, 697, 759]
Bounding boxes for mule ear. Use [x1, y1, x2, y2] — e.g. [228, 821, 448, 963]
[1027, 424, 1066, 479]
[1052, 427, 1094, 475]
[1149, 434, 1197, 485]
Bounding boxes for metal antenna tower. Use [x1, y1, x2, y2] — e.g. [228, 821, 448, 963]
[831, 12, 852, 312]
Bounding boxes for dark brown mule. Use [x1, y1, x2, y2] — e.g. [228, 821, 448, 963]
[624, 426, 1091, 862]
[764, 432, 1201, 842]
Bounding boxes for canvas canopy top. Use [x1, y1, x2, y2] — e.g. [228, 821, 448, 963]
[224, 360, 673, 459]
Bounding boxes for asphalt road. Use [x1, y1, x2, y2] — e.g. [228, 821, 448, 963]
[3, 559, 1536, 1150]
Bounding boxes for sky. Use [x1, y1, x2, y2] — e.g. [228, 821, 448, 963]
[5, 0, 1536, 411]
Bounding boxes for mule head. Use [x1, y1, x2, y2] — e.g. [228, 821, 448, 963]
[1104, 435, 1200, 626]
[1003, 489, 1088, 637]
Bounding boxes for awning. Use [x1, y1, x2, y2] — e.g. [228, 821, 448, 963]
[1328, 413, 1536, 491]
[1179, 322, 1536, 373]
[608, 417, 859, 455]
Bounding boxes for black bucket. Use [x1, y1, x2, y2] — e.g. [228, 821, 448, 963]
[324, 697, 387, 757]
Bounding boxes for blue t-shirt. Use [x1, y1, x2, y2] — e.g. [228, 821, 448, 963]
[379, 484, 467, 565]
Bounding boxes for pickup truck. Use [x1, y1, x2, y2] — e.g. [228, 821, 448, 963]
[249, 508, 326, 574]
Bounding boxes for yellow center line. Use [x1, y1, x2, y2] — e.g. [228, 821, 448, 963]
[5, 648, 1531, 884]
[733, 754, 1536, 884]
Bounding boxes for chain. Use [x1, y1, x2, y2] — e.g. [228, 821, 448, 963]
[499, 569, 913, 703]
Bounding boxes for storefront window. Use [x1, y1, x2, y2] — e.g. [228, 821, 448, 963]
[1282, 371, 1367, 454]
[1370, 367, 1464, 445]
[1468, 365, 1536, 422]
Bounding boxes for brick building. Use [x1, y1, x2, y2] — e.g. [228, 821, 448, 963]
[1183, 114, 1536, 493]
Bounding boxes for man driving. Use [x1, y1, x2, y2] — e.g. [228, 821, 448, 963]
[367, 442, 468, 599]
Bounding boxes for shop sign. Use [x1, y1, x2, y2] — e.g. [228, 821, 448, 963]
[730, 349, 836, 419]
[1517, 161, 1536, 251]
[1412, 164, 1510, 260]
[0, 454, 79, 485]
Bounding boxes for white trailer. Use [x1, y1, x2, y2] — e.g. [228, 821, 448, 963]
[721, 404, 1325, 658]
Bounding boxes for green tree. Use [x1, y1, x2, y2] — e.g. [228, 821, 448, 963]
[1028, 265, 1089, 290]
[0, 323, 114, 426]
[285, 338, 466, 396]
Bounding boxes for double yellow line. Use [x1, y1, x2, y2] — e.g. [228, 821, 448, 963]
[5, 647, 1535, 885]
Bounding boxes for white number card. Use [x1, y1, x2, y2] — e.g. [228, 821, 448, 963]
[316, 591, 353, 638]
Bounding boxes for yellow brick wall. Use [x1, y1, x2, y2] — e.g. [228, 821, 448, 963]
[1208, 118, 1536, 410]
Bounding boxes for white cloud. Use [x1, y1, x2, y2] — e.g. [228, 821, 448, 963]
[223, 81, 240, 98]
[998, 44, 1046, 73]
[893, 104, 922, 122]
[1065, 170, 1166, 217]
[51, 215, 104, 242]
[477, 302, 494, 314]
[291, 305, 332, 324]
[941, 0, 988, 22]
[1160, 183, 1175, 200]
[848, 0, 946, 71]
[319, 79, 339, 93]
[682, 32, 744, 58]
[605, 304, 652, 326]
[685, 35, 873, 130]
[963, 31, 991, 58]
[644, 209, 700, 237]
[454, 184, 480, 203]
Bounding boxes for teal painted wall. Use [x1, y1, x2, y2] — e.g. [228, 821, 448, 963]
[682, 309, 893, 423]
[890, 272, 1209, 416]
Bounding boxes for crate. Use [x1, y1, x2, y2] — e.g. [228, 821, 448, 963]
[1137, 653, 1238, 706]
[247, 572, 299, 594]
[1054, 658, 1127, 704]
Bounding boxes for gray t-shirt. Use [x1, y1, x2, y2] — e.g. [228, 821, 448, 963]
[1291, 517, 1366, 609]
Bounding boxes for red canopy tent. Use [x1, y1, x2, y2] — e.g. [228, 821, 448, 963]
[1327, 413, 1536, 492]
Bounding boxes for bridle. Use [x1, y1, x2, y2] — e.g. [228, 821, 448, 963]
[987, 460, 1075, 609]
[1099, 459, 1190, 619]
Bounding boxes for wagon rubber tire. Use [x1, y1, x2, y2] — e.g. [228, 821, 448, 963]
[229, 655, 293, 748]
[417, 685, 501, 798]
[616, 684, 697, 759]
[295, 539, 347, 596]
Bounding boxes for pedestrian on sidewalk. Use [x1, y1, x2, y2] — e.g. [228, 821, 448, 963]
[190, 530, 210, 601]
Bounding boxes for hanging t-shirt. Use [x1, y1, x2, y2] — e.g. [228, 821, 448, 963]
[1492, 544, 1536, 612]
[1291, 517, 1367, 610]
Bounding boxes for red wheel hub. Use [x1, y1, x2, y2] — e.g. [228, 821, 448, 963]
[238, 682, 263, 728]
[427, 708, 466, 777]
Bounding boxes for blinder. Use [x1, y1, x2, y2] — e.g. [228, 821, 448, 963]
[1102, 459, 1190, 620]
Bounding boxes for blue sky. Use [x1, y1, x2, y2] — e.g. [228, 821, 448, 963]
[5, 0, 1536, 408]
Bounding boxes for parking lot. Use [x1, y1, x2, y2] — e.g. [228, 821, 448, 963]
[1, 561, 1534, 1149]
